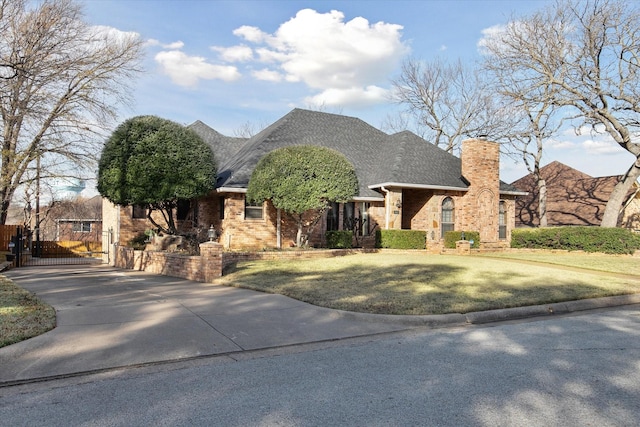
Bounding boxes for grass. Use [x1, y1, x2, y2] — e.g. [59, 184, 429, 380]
[0, 276, 56, 348]
[477, 251, 640, 276]
[217, 252, 640, 315]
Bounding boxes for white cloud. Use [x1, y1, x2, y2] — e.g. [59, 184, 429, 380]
[546, 137, 577, 150]
[211, 45, 253, 62]
[304, 85, 390, 108]
[233, 25, 270, 43]
[231, 8, 408, 107]
[477, 24, 507, 53]
[582, 139, 622, 155]
[252, 68, 283, 82]
[154, 50, 241, 87]
[144, 38, 184, 49]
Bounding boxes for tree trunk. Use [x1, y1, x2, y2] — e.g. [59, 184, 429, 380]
[538, 178, 547, 228]
[296, 223, 303, 247]
[601, 158, 640, 227]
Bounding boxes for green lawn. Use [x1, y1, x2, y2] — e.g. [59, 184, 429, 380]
[218, 252, 640, 315]
[0, 276, 56, 348]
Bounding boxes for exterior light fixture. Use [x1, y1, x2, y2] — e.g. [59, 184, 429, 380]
[208, 225, 216, 241]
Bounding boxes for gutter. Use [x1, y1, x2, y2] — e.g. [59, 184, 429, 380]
[369, 182, 469, 192]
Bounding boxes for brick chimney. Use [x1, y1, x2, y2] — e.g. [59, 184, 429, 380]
[459, 138, 500, 244]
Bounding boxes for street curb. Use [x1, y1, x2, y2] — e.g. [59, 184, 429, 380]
[336, 294, 640, 327]
[466, 294, 640, 324]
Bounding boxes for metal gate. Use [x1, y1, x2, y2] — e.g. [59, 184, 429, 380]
[8, 227, 106, 267]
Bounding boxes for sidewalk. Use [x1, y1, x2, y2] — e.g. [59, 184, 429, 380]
[2, 264, 639, 386]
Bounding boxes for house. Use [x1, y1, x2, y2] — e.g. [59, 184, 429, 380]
[54, 218, 103, 242]
[511, 161, 640, 230]
[103, 108, 525, 252]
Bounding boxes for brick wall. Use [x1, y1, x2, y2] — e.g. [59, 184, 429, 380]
[460, 138, 501, 245]
[115, 243, 372, 281]
[115, 242, 223, 282]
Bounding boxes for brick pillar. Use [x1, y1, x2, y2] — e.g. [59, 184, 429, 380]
[200, 241, 223, 282]
[460, 138, 500, 245]
[386, 188, 403, 229]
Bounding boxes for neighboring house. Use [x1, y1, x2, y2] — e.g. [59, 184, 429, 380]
[511, 161, 640, 230]
[55, 218, 103, 242]
[103, 108, 525, 251]
[33, 195, 104, 242]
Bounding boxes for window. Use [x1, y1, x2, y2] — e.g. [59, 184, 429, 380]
[360, 202, 370, 236]
[219, 197, 225, 220]
[343, 202, 355, 230]
[441, 197, 455, 238]
[327, 202, 339, 231]
[132, 205, 147, 219]
[245, 198, 263, 220]
[72, 221, 92, 232]
[499, 201, 507, 239]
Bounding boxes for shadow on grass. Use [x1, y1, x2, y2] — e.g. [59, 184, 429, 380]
[221, 260, 636, 315]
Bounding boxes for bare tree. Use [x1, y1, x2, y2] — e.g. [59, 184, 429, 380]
[480, 0, 640, 227]
[484, 56, 564, 227]
[232, 120, 269, 138]
[391, 57, 503, 153]
[0, 0, 144, 224]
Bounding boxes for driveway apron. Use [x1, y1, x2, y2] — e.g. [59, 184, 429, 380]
[0, 265, 410, 383]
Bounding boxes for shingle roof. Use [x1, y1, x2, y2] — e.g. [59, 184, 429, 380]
[195, 108, 517, 199]
[215, 109, 391, 199]
[188, 120, 247, 169]
[379, 131, 468, 189]
[510, 161, 633, 226]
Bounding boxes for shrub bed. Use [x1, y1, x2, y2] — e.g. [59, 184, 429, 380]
[511, 226, 640, 254]
[375, 229, 426, 249]
[326, 231, 353, 249]
[444, 231, 480, 249]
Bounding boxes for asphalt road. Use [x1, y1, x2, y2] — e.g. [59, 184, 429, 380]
[1, 305, 639, 426]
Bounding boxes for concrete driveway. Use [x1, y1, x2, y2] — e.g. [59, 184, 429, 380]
[0, 265, 420, 384]
[3, 264, 639, 386]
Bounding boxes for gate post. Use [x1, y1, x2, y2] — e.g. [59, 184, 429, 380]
[14, 227, 22, 267]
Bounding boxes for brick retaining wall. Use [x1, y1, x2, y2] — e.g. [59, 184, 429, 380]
[114, 244, 376, 282]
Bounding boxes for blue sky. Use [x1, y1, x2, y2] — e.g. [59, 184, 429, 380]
[81, 0, 636, 183]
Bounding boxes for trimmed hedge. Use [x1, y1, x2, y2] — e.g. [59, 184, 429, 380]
[325, 230, 353, 249]
[444, 231, 480, 249]
[511, 227, 640, 254]
[375, 229, 426, 249]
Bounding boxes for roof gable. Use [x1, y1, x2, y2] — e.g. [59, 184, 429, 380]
[188, 120, 247, 169]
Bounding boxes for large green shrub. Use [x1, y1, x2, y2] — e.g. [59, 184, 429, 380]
[98, 115, 217, 235]
[325, 231, 353, 249]
[444, 231, 480, 249]
[375, 230, 426, 249]
[247, 145, 358, 247]
[511, 227, 640, 254]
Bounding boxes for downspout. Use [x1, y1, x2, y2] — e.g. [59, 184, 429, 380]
[381, 186, 390, 230]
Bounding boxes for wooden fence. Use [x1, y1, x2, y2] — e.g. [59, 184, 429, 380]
[0, 225, 20, 251]
[38, 241, 103, 258]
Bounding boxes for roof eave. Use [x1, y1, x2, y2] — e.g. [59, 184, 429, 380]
[368, 182, 469, 192]
[217, 187, 247, 194]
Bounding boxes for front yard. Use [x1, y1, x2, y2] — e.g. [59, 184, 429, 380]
[0, 276, 55, 348]
[217, 251, 640, 315]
